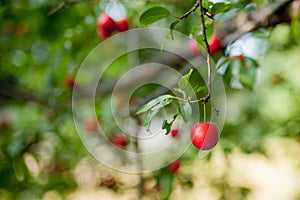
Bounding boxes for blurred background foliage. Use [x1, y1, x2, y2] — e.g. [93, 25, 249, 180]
[0, 0, 300, 199]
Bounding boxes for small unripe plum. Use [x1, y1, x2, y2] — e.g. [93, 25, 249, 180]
[190, 122, 219, 150]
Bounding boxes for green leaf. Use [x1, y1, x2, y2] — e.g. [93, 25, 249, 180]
[239, 66, 256, 91]
[245, 56, 260, 68]
[173, 88, 186, 98]
[202, 0, 210, 10]
[190, 26, 200, 36]
[162, 114, 178, 135]
[205, 22, 214, 41]
[195, 85, 206, 93]
[211, 2, 231, 14]
[135, 94, 175, 115]
[139, 6, 171, 26]
[216, 56, 230, 69]
[142, 96, 174, 131]
[195, 34, 205, 48]
[178, 102, 192, 122]
[223, 60, 233, 85]
[158, 170, 174, 200]
[178, 69, 193, 90]
[144, 109, 160, 131]
[291, 11, 300, 44]
[170, 20, 180, 40]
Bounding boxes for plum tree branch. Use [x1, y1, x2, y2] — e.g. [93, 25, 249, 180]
[0, 86, 47, 105]
[1, 0, 297, 111]
[47, 0, 82, 16]
[131, 0, 296, 113]
[179, 2, 214, 20]
[222, 0, 295, 45]
[47, 2, 66, 16]
[179, 2, 199, 20]
[198, 0, 212, 105]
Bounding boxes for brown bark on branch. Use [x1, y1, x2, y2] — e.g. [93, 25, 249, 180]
[220, 0, 296, 45]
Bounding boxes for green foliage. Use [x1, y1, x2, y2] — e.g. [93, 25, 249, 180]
[136, 68, 200, 130]
[178, 69, 193, 91]
[211, 2, 232, 14]
[169, 20, 180, 39]
[136, 94, 175, 131]
[0, 0, 299, 199]
[291, 11, 300, 44]
[178, 102, 192, 122]
[157, 169, 174, 200]
[139, 6, 171, 26]
[239, 62, 256, 91]
[162, 114, 178, 134]
[218, 56, 260, 90]
[136, 94, 175, 115]
[195, 22, 214, 45]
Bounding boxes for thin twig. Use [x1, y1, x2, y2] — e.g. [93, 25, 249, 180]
[202, 7, 215, 20]
[47, 2, 66, 16]
[179, 2, 200, 20]
[47, 0, 80, 16]
[199, 0, 212, 105]
[0, 87, 47, 105]
[179, 2, 214, 21]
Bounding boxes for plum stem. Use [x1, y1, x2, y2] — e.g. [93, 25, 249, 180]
[203, 103, 206, 123]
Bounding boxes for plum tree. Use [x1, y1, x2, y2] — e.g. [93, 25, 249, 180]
[0, 0, 298, 199]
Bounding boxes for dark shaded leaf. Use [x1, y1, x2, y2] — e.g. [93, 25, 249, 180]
[245, 56, 260, 68]
[162, 114, 178, 135]
[239, 66, 256, 90]
[291, 11, 300, 43]
[158, 170, 174, 200]
[170, 20, 180, 40]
